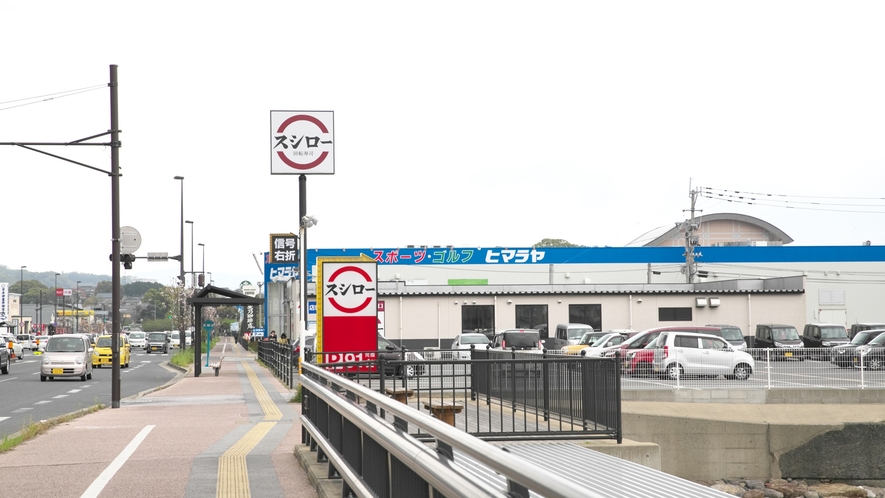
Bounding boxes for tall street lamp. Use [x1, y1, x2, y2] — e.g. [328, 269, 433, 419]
[198, 243, 205, 287]
[174, 175, 186, 351]
[75, 281, 81, 334]
[299, 215, 317, 371]
[185, 220, 194, 288]
[54, 273, 60, 331]
[20, 266, 26, 335]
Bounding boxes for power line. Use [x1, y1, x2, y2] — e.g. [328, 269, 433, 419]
[0, 84, 106, 112]
[703, 186, 885, 201]
[699, 193, 885, 214]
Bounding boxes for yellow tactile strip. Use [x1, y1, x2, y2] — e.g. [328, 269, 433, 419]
[216, 360, 283, 497]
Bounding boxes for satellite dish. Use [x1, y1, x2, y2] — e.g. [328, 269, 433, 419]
[121, 226, 142, 253]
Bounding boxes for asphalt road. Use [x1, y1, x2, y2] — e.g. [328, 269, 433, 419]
[0, 347, 179, 439]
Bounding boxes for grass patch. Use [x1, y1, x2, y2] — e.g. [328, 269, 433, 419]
[290, 385, 302, 403]
[0, 404, 104, 453]
[169, 337, 220, 368]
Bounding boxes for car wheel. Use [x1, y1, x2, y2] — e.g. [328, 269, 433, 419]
[1, 357, 9, 374]
[666, 363, 684, 381]
[732, 363, 751, 380]
[87, 370, 93, 380]
[869, 358, 883, 370]
[638, 362, 653, 377]
[40, 375, 46, 382]
[405, 365, 417, 378]
[81, 373, 87, 381]
[146, 350, 151, 354]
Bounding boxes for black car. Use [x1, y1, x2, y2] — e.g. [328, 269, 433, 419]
[849, 332, 885, 370]
[0, 342, 9, 374]
[831, 329, 885, 368]
[377, 334, 425, 378]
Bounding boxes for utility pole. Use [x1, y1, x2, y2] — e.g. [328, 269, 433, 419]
[683, 186, 701, 283]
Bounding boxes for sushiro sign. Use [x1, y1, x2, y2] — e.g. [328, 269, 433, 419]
[316, 255, 377, 371]
[270, 111, 335, 174]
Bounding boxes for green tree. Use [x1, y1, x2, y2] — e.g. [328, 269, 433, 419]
[95, 280, 112, 294]
[123, 281, 164, 298]
[13, 280, 49, 304]
[534, 238, 583, 248]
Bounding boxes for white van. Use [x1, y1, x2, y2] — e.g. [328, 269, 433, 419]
[554, 323, 594, 346]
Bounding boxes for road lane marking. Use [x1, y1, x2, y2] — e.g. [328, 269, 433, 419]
[68, 389, 82, 393]
[53, 395, 69, 399]
[0, 417, 8, 423]
[34, 401, 51, 405]
[80, 425, 155, 498]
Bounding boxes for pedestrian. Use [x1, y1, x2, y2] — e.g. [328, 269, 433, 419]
[279, 331, 288, 344]
[269, 330, 277, 342]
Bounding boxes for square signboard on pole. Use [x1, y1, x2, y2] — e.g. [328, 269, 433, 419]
[270, 111, 335, 175]
[316, 255, 377, 373]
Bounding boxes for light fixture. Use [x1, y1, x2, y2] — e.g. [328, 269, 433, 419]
[557, 299, 562, 304]
[709, 297, 721, 308]
[695, 297, 707, 308]
[463, 300, 467, 305]
[472, 300, 476, 304]
[506, 300, 512, 305]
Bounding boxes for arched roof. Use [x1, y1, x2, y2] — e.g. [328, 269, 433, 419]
[640, 213, 793, 247]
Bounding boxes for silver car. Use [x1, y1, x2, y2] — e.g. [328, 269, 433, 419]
[41, 334, 94, 382]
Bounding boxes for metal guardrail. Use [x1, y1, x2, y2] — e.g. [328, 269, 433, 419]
[305, 347, 622, 442]
[300, 361, 601, 498]
[256, 341, 295, 389]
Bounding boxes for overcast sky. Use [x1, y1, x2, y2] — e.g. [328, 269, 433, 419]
[2, 1, 884, 290]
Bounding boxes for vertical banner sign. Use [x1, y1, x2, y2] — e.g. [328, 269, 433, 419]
[317, 256, 377, 372]
[270, 111, 335, 175]
[0, 283, 9, 322]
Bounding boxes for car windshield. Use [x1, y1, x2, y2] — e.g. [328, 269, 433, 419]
[568, 327, 592, 340]
[719, 327, 743, 341]
[502, 332, 539, 348]
[96, 337, 112, 347]
[578, 333, 605, 346]
[46, 337, 85, 352]
[149, 333, 167, 341]
[772, 327, 800, 341]
[850, 332, 872, 345]
[820, 326, 847, 339]
[460, 335, 488, 344]
[130, 332, 144, 339]
[867, 333, 885, 346]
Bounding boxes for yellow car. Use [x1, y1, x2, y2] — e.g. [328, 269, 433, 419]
[561, 331, 617, 355]
[92, 334, 131, 368]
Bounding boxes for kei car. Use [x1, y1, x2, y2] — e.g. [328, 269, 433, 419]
[450, 333, 491, 359]
[146, 332, 170, 354]
[40, 334, 94, 381]
[92, 334, 131, 368]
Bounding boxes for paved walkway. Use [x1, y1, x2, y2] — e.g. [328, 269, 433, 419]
[0, 337, 316, 498]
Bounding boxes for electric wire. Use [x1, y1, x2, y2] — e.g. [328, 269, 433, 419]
[0, 84, 106, 112]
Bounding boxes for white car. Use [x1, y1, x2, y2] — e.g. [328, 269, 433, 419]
[574, 332, 628, 357]
[1, 334, 24, 359]
[652, 331, 755, 380]
[170, 332, 181, 348]
[128, 331, 147, 349]
[450, 333, 491, 359]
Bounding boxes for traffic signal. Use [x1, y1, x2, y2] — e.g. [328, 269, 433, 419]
[108, 254, 136, 269]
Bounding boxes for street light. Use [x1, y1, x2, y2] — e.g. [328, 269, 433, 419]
[20, 266, 26, 335]
[299, 215, 317, 371]
[185, 220, 194, 288]
[198, 243, 205, 287]
[174, 175, 186, 352]
[75, 281, 81, 333]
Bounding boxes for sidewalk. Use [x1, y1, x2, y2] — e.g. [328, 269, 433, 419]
[0, 337, 316, 498]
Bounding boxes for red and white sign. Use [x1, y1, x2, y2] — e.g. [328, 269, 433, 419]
[56, 288, 64, 297]
[316, 258, 377, 371]
[270, 111, 335, 175]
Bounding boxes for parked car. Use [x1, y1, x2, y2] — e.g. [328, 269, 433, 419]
[554, 323, 595, 346]
[801, 323, 849, 360]
[491, 329, 543, 351]
[607, 327, 716, 374]
[128, 331, 147, 350]
[850, 332, 885, 370]
[377, 334, 425, 377]
[753, 324, 804, 360]
[704, 324, 748, 352]
[848, 323, 885, 340]
[831, 328, 885, 368]
[561, 331, 617, 355]
[1, 333, 24, 360]
[652, 331, 755, 380]
[92, 334, 131, 368]
[40, 334, 94, 382]
[146, 332, 170, 354]
[0, 340, 9, 374]
[575, 332, 628, 357]
[450, 333, 491, 359]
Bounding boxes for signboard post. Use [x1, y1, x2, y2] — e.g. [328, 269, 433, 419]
[203, 319, 214, 367]
[316, 256, 378, 373]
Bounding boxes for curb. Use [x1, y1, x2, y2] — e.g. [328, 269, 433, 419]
[294, 442, 344, 498]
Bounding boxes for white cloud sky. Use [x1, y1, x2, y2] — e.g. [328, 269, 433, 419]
[2, 1, 884, 289]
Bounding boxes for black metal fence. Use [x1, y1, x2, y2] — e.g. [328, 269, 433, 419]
[295, 347, 622, 442]
[257, 341, 295, 389]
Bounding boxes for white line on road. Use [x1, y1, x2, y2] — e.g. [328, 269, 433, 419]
[53, 395, 69, 399]
[34, 401, 52, 405]
[68, 389, 82, 393]
[0, 377, 19, 382]
[0, 417, 8, 423]
[80, 425, 155, 498]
